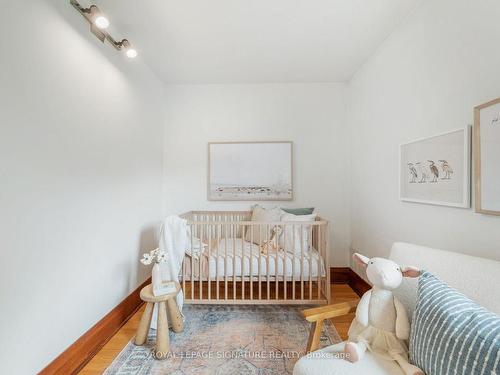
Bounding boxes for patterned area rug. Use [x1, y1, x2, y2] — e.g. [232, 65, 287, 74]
[104, 305, 342, 375]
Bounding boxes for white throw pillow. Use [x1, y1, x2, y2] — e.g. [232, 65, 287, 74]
[279, 212, 317, 254]
[244, 205, 281, 245]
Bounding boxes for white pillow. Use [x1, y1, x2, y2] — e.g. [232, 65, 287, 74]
[279, 212, 317, 254]
[244, 205, 281, 245]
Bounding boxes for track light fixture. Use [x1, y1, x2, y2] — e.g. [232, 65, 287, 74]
[119, 39, 138, 59]
[70, 0, 137, 58]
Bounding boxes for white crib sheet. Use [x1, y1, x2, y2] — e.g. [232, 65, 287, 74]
[203, 238, 326, 278]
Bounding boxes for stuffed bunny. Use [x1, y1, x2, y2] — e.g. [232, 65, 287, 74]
[344, 253, 424, 375]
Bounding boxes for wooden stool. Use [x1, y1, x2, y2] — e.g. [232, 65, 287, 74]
[135, 282, 183, 359]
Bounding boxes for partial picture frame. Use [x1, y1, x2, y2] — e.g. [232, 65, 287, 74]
[399, 127, 471, 208]
[474, 97, 500, 216]
[208, 141, 293, 201]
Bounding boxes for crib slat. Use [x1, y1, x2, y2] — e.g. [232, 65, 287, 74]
[258, 224, 262, 300]
[283, 224, 287, 301]
[292, 225, 296, 300]
[199, 223, 203, 300]
[241, 224, 245, 300]
[301, 224, 304, 300]
[250, 224, 254, 300]
[217, 223, 220, 300]
[266, 224, 270, 301]
[317, 225, 321, 299]
[190, 225, 194, 300]
[208, 224, 211, 301]
[320, 223, 324, 301]
[225, 220, 228, 301]
[309, 225, 313, 300]
[233, 224, 236, 300]
[183, 230, 186, 296]
[275, 225, 279, 300]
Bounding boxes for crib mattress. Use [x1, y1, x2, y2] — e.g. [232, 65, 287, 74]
[183, 238, 326, 279]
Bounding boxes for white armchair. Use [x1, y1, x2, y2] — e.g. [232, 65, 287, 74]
[294, 242, 500, 375]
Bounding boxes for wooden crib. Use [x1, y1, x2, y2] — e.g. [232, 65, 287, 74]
[179, 211, 330, 305]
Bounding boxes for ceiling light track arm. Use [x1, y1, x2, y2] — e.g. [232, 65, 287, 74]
[112, 39, 129, 51]
[69, 0, 90, 16]
[69, 0, 137, 58]
[70, 1, 102, 27]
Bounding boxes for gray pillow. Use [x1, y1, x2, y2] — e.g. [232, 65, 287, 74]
[281, 207, 315, 215]
[410, 272, 500, 375]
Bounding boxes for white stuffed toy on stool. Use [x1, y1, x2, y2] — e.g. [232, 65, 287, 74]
[344, 253, 425, 375]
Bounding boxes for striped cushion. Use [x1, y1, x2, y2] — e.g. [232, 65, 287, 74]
[409, 272, 500, 375]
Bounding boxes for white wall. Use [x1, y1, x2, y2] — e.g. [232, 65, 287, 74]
[0, 1, 164, 373]
[163, 84, 351, 266]
[5, 0, 500, 371]
[348, 0, 500, 270]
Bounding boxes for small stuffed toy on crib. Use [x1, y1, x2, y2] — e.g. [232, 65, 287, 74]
[344, 253, 425, 375]
[260, 226, 283, 255]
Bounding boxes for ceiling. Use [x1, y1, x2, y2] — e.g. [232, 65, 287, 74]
[97, 0, 420, 83]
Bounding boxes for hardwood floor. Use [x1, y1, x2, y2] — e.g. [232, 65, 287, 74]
[328, 284, 359, 340]
[79, 283, 359, 374]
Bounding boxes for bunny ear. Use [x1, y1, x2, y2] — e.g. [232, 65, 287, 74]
[353, 253, 370, 269]
[401, 266, 421, 278]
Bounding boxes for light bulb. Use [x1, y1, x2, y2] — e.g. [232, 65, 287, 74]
[126, 48, 138, 58]
[94, 15, 109, 29]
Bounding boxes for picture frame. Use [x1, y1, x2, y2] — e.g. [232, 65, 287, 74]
[208, 141, 293, 201]
[399, 127, 471, 208]
[474, 97, 500, 215]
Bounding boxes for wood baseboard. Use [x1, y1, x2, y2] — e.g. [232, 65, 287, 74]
[39, 278, 151, 375]
[330, 267, 350, 284]
[330, 267, 370, 297]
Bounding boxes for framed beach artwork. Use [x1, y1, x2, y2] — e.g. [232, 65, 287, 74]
[475, 97, 500, 215]
[400, 127, 471, 208]
[208, 141, 293, 201]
